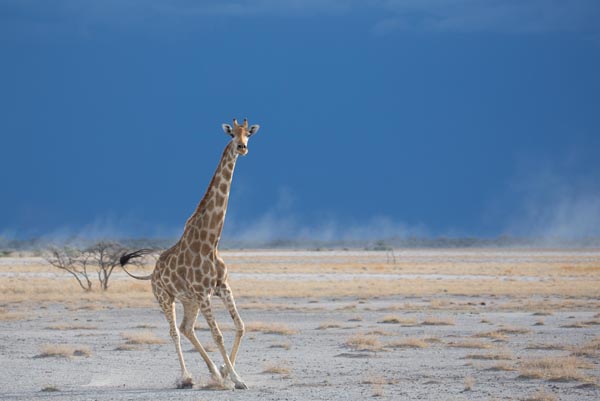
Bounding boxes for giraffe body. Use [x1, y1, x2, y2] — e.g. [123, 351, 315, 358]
[121, 119, 260, 389]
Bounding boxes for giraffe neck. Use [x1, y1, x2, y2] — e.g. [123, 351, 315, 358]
[183, 141, 238, 249]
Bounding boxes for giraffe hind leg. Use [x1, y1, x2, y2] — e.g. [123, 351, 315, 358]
[155, 287, 193, 389]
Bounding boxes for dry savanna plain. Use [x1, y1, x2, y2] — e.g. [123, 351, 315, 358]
[1, 248, 599, 401]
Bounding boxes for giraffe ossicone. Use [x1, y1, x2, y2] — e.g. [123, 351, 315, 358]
[120, 118, 261, 390]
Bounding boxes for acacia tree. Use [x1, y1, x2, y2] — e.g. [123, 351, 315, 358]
[45, 247, 93, 291]
[86, 241, 126, 290]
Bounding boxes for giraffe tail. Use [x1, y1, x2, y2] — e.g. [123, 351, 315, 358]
[119, 249, 154, 280]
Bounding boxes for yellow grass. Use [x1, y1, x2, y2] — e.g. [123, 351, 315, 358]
[421, 316, 455, 326]
[0, 309, 24, 321]
[246, 322, 297, 335]
[522, 389, 558, 401]
[486, 362, 516, 371]
[316, 321, 343, 330]
[262, 363, 291, 376]
[525, 343, 566, 351]
[570, 336, 600, 358]
[378, 315, 418, 325]
[474, 330, 509, 341]
[463, 376, 475, 391]
[518, 356, 594, 382]
[268, 342, 291, 350]
[114, 344, 140, 351]
[1, 249, 599, 310]
[345, 334, 383, 352]
[448, 340, 492, 349]
[121, 331, 165, 345]
[37, 344, 91, 358]
[46, 324, 97, 330]
[362, 375, 396, 397]
[465, 350, 514, 360]
[496, 325, 531, 335]
[386, 337, 429, 349]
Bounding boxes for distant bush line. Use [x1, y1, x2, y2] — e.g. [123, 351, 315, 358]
[1, 234, 600, 255]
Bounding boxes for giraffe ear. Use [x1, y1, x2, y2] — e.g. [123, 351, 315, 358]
[248, 124, 260, 136]
[222, 124, 233, 137]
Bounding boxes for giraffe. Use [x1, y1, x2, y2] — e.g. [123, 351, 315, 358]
[119, 118, 260, 390]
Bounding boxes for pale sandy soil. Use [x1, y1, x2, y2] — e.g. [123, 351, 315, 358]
[0, 249, 599, 400]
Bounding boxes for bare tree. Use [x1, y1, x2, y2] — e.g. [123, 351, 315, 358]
[45, 246, 93, 291]
[86, 241, 126, 290]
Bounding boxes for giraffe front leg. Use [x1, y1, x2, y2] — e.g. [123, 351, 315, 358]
[200, 298, 248, 390]
[179, 302, 223, 384]
[218, 284, 245, 379]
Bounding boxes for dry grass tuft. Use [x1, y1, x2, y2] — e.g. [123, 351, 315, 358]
[316, 321, 343, 330]
[121, 331, 165, 345]
[361, 375, 397, 397]
[386, 337, 429, 349]
[561, 321, 589, 328]
[449, 339, 492, 349]
[246, 322, 297, 335]
[377, 315, 417, 325]
[532, 311, 553, 316]
[463, 376, 475, 391]
[518, 356, 594, 382]
[40, 386, 60, 392]
[496, 325, 531, 335]
[421, 316, 455, 326]
[133, 324, 157, 329]
[570, 336, 600, 358]
[262, 362, 291, 376]
[36, 344, 91, 359]
[0, 309, 24, 321]
[345, 334, 383, 352]
[486, 362, 516, 371]
[365, 329, 394, 337]
[269, 342, 291, 350]
[465, 350, 513, 360]
[46, 324, 97, 331]
[473, 330, 509, 341]
[114, 344, 140, 351]
[371, 385, 384, 397]
[522, 389, 558, 401]
[525, 343, 566, 351]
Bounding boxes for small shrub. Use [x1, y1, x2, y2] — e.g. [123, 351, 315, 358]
[36, 344, 91, 359]
[345, 334, 383, 352]
[121, 331, 165, 345]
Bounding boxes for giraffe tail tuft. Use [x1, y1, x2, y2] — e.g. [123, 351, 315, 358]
[119, 249, 155, 280]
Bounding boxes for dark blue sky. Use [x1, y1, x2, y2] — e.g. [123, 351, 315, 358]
[1, 1, 600, 241]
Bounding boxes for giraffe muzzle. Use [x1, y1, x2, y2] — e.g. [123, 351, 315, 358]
[236, 144, 248, 155]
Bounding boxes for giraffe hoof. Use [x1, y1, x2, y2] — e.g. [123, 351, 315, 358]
[176, 377, 194, 389]
[234, 381, 248, 390]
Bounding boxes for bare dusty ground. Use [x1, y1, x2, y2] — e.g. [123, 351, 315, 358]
[1, 248, 599, 400]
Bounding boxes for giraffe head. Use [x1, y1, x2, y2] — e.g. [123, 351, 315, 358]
[221, 118, 260, 156]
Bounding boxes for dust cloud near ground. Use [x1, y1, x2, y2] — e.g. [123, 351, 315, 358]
[1, 249, 599, 400]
